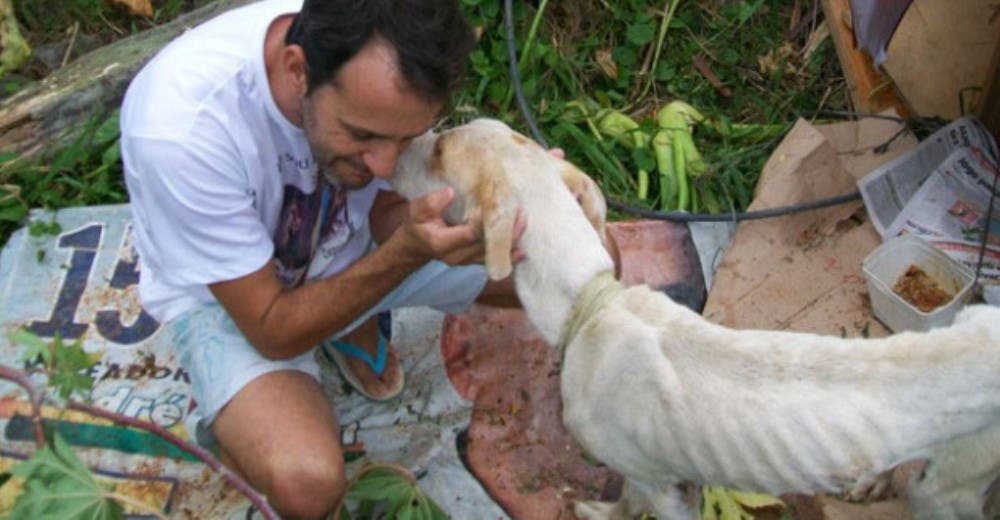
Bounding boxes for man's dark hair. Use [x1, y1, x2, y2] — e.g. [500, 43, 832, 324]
[286, 0, 475, 105]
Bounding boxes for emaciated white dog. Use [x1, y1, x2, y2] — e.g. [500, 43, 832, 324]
[391, 118, 1000, 519]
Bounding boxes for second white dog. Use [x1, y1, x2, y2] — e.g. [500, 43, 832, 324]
[391, 118, 1000, 519]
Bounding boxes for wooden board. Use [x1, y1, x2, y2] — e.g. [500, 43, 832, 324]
[820, 0, 911, 117]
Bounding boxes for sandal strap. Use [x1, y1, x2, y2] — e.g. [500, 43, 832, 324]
[326, 330, 388, 375]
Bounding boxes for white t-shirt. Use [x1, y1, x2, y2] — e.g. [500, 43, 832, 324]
[121, 0, 386, 323]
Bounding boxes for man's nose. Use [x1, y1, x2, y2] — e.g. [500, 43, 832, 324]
[363, 141, 406, 178]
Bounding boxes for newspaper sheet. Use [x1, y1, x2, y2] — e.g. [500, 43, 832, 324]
[858, 116, 999, 237]
[858, 116, 1000, 305]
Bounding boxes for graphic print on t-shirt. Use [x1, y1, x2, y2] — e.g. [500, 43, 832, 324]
[273, 181, 351, 287]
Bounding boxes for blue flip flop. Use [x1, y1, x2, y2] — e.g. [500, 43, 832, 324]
[321, 316, 403, 400]
[327, 331, 388, 376]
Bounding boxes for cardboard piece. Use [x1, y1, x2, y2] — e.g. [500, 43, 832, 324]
[882, 0, 1000, 120]
[703, 114, 918, 338]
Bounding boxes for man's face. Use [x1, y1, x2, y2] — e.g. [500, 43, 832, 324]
[299, 39, 442, 190]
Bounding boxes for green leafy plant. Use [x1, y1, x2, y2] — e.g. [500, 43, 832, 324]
[0, 330, 281, 519]
[8, 433, 125, 519]
[0, 330, 450, 519]
[339, 463, 448, 520]
[0, 109, 126, 245]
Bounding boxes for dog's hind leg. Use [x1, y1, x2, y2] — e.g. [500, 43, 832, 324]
[906, 423, 1000, 520]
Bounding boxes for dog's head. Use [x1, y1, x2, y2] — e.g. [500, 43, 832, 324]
[392, 118, 608, 280]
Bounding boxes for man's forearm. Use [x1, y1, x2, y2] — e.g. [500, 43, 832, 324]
[251, 237, 427, 359]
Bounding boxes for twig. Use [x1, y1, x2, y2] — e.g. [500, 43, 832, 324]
[61, 22, 80, 68]
[65, 400, 280, 520]
[97, 9, 126, 36]
[692, 54, 731, 97]
[0, 364, 45, 447]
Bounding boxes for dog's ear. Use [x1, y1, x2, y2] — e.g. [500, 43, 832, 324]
[560, 165, 608, 243]
[470, 172, 518, 281]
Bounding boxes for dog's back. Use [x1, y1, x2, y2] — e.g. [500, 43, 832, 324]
[563, 281, 1000, 511]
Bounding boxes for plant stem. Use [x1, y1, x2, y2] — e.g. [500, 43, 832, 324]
[64, 400, 280, 519]
[0, 364, 46, 447]
[628, 0, 681, 110]
[518, 0, 550, 70]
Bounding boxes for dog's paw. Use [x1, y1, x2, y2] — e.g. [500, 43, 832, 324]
[846, 471, 893, 502]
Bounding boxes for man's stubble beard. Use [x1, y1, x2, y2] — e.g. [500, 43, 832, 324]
[301, 96, 371, 191]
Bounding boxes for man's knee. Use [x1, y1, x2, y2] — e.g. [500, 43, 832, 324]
[265, 455, 347, 519]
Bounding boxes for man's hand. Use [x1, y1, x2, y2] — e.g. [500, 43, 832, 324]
[395, 187, 526, 266]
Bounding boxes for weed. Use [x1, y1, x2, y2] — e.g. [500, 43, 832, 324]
[0, 110, 126, 244]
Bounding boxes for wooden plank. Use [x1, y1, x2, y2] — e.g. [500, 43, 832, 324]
[820, 0, 911, 117]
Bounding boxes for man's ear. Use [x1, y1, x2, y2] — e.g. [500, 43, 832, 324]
[281, 44, 308, 95]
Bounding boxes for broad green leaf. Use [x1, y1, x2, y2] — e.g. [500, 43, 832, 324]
[0, 1, 32, 77]
[632, 147, 656, 172]
[728, 489, 784, 509]
[10, 433, 122, 519]
[92, 111, 121, 147]
[49, 338, 97, 399]
[10, 328, 51, 365]
[344, 465, 448, 519]
[702, 486, 783, 520]
[101, 140, 121, 168]
[0, 203, 26, 223]
[736, 0, 765, 25]
[625, 22, 656, 46]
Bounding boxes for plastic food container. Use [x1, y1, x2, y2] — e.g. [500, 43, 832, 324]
[862, 235, 976, 332]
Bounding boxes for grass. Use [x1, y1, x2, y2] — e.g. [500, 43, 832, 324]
[455, 0, 846, 215]
[0, 0, 848, 247]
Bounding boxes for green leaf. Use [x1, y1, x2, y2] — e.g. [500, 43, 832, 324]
[625, 22, 656, 46]
[101, 139, 121, 168]
[0, 204, 27, 223]
[736, 0, 765, 25]
[344, 465, 448, 520]
[10, 328, 51, 365]
[91, 111, 120, 147]
[49, 338, 97, 399]
[10, 433, 122, 519]
[701, 485, 783, 520]
[632, 147, 656, 172]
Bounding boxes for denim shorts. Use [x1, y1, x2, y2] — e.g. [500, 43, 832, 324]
[168, 261, 487, 447]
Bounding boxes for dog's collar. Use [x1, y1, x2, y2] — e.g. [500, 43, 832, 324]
[557, 270, 622, 357]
